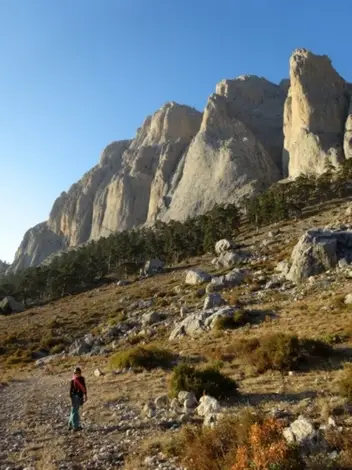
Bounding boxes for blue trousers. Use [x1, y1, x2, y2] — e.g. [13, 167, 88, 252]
[68, 394, 81, 429]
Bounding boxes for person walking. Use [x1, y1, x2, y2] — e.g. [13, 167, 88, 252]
[68, 367, 87, 431]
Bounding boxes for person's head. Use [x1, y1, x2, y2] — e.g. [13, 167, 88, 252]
[74, 367, 82, 377]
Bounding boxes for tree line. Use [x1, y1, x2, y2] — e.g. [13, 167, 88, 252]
[0, 204, 240, 305]
[2, 158, 352, 308]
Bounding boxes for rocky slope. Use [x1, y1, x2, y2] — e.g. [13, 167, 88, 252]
[8, 48, 352, 273]
[2, 198, 352, 469]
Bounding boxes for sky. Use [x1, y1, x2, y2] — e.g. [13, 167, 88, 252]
[0, 0, 351, 263]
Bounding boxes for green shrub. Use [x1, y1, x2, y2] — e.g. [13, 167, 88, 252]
[214, 310, 250, 330]
[235, 334, 333, 373]
[169, 363, 238, 400]
[109, 345, 175, 371]
[338, 363, 352, 402]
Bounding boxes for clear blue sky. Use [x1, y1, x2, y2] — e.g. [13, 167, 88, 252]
[1, 0, 351, 263]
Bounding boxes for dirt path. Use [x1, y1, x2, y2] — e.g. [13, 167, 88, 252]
[0, 372, 126, 470]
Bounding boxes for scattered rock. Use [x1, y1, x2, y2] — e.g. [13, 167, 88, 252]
[203, 293, 226, 310]
[185, 269, 212, 285]
[141, 311, 162, 327]
[196, 396, 220, 417]
[344, 294, 352, 304]
[0, 296, 24, 315]
[283, 416, 318, 449]
[286, 229, 352, 283]
[94, 368, 104, 377]
[154, 395, 169, 409]
[178, 391, 197, 408]
[211, 269, 244, 290]
[143, 259, 165, 276]
[116, 280, 132, 287]
[215, 239, 234, 254]
[142, 402, 156, 418]
[203, 412, 224, 429]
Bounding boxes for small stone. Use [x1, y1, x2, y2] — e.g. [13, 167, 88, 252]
[94, 368, 104, 377]
[338, 258, 348, 268]
[178, 391, 197, 407]
[344, 294, 352, 305]
[155, 395, 169, 409]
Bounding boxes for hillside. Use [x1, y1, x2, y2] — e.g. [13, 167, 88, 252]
[7, 47, 352, 273]
[1, 194, 352, 469]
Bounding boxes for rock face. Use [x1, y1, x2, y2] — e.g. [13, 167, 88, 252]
[344, 91, 352, 160]
[10, 104, 201, 273]
[286, 229, 352, 283]
[11, 48, 352, 273]
[49, 140, 131, 246]
[161, 77, 283, 222]
[8, 222, 67, 273]
[284, 49, 350, 177]
[0, 260, 9, 274]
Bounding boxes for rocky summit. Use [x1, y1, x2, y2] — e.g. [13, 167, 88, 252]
[7, 48, 352, 273]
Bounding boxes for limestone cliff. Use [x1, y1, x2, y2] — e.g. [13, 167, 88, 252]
[283, 49, 350, 177]
[7, 222, 67, 273]
[90, 102, 202, 236]
[10, 47, 352, 273]
[160, 85, 281, 222]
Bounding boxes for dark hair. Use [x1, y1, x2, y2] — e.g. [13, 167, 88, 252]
[74, 367, 82, 374]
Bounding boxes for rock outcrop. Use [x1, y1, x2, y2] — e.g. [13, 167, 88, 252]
[8, 222, 67, 273]
[94, 102, 202, 233]
[11, 47, 352, 273]
[161, 80, 283, 221]
[286, 229, 352, 283]
[48, 140, 131, 245]
[284, 49, 350, 177]
[344, 91, 352, 160]
[0, 260, 9, 274]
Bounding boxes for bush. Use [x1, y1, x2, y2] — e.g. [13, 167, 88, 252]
[232, 418, 302, 470]
[167, 412, 302, 470]
[338, 363, 352, 402]
[169, 363, 238, 400]
[214, 310, 250, 330]
[235, 334, 333, 373]
[109, 345, 175, 371]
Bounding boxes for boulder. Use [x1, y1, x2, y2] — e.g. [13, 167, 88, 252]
[196, 396, 220, 416]
[215, 239, 234, 254]
[154, 395, 169, 409]
[141, 311, 161, 327]
[116, 280, 132, 286]
[275, 260, 290, 277]
[68, 334, 94, 356]
[283, 49, 348, 178]
[94, 368, 104, 377]
[0, 296, 25, 314]
[204, 306, 235, 329]
[203, 412, 224, 429]
[142, 402, 156, 418]
[211, 269, 244, 290]
[344, 294, 352, 305]
[143, 259, 165, 275]
[214, 251, 245, 269]
[169, 306, 235, 339]
[178, 391, 198, 408]
[203, 293, 226, 310]
[185, 269, 212, 285]
[286, 229, 352, 283]
[283, 416, 318, 448]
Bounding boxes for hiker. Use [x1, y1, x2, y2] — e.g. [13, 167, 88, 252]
[68, 367, 87, 431]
